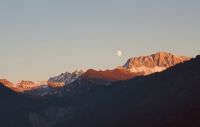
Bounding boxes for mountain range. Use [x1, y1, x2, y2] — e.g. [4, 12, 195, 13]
[0, 52, 191, 95]
[83, 52, 190, 82]
[0, 52, 199, 127]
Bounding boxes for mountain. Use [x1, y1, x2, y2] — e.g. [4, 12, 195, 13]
[0, 79, 15, 90]
[44, 52, 190, 96]
[16, 80, 48, 92]
[54, 55, 200, 127]
[48, 70, 84, 86]
[0, 55, 199, 127]
[0, 70, 84, 95]
[0, 79, 48, 92]
[82, 68, 143, 82]
[18, 70, 84, 96]
[124, 51, 191, 74]
[0, 52, 191, 96]
[82, 52, 191, 82]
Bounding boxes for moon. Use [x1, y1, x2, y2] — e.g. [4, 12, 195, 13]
[117, 50, 122, 57]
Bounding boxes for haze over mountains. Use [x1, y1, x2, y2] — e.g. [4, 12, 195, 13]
[0, 52, 199, 127]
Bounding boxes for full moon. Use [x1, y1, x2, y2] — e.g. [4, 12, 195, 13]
[117, 50, 122, 57]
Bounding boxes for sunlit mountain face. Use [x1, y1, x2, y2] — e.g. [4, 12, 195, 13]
[0, 53, 200, 127]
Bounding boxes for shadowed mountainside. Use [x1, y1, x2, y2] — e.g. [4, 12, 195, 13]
[55, 55, 200, 127]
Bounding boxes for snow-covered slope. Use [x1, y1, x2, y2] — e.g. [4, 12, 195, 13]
[48, 70, 84, 85]
[0, 70, 85, 96]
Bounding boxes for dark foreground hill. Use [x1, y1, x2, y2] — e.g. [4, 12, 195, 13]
[0, 55, 200, 127]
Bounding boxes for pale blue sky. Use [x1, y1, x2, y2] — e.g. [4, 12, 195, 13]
[0, 0, 200, 82]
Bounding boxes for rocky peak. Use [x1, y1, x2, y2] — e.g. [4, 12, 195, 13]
[124, 52, 191, 75]
[48, 70, 84, 85]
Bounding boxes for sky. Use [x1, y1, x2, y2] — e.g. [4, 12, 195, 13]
[0, 0, 200, 82]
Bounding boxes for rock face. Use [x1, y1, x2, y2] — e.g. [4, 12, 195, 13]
[16, 80, 48, 92]
[48, 70, 84, 86]
[123, 52, 191, 75]
[0, 79, 15, 90]
[82, 68, 144, 82]
[47, 82, 65, 88]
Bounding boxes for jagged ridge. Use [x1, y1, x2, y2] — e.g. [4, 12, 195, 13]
[123, 52, 191, 75]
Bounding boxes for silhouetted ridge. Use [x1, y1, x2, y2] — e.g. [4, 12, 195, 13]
[0, 83, 15, 96]
[54, 55, 200, 127]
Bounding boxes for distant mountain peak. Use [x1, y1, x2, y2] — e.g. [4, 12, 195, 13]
[48, 70, 84, 85]
[123, 52, 191, 75]
[82, 52, 191, 82]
